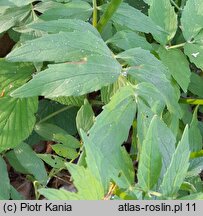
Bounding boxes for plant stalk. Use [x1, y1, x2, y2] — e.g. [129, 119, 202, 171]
[170, 0, 181, 11]
[166, 42, 186, 49]
[97, 0, 123, 33]
[92, 0, 98, 27]
[179, 98, 203, 105]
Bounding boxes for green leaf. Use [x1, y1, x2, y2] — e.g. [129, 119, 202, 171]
[179, 193, 203, 200]
[0, 60, 35, 95]
[37, 100, 78, 135]
[180, 182, 197, 193]
[117, 48, 181, 117]
[39, 188, 79, 200]
[149, 0, 178, 44]
[10, 185, 25, 200]
[82, 86, 136, 190]
[0, 5, 31, 34]
[135, 82, 166, 114]
[184, 30, 203, 70]
[66, 163, 104, 200]
[0, 97, 38, 152]
[137, 99, 156, 145]
[10, 55, 121, 98]
[188, 73, 203, 97]
[35, 123, 81, 148]
[6, 31, 111, 63]
[37, 154, 66, 169]
[76, 99, 95, 134]
[106, 30, 152, 51]
[52, 144, 78, 159]
[0, 156, 10, 200]
[9, 0, 34, 6]
[39, 164, 104, 200]
[41, 1, 92, 21]
[163, 112, 179, 137]
[189, 106, 202, 152]
[158, 47, 191, 93]
[101, 76, 127, 104]
[9, 143, 47, 185]
[156, 121, 176, 186]
[160, 126, 190, 198]
[187, 158, 203, 177]
[181, 0, 203, 41]
[137, 116, 162, 191]
[0, 60, 37, 152]
[6, 150, 29, 174]
[29, 19, 100, 37]
[52, 95, 86, 107]
[112, 3, 167, 42]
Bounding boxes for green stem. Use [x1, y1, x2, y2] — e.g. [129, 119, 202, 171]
[179, 98, 203, 105]
[38, 106, 73, 124]
[166, 42, 186, 49]
[92, 0, 98, 27]
[97, 0, 123, 33]
[170, 0, 181, 11]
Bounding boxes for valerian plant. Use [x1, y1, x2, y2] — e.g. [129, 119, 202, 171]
[0, 0, 203, 200]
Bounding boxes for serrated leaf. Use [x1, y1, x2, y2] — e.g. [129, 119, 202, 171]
[137, 116, 162, 191]
[158, 47, 191, 92]
[10, 55, 121, 98]
[29, 19, 100, 37]
[112, 3, 167, 42]
[117, 48, 181, 117]
[149, 0, 178, 44]
[181, 0, 203, 41]
[10, 143, 47, 185]
[160, 126, 190, 198]
[0, 97, 38, 152]
[0, 5, 31, 34]
[189, 106, 202, 152]
[41, 1, 92, 21]
[6, 30, 111, 63]
[82, 86, 136, 190]
[0, 60, 38, 151]
[0, 60, 35, 95]
[0, 156, 10, 200]
[37, 154, 66, 169]
[107, 30, 152, 51]
[76, 99, 94, 134]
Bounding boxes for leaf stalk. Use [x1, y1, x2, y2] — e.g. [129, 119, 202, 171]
[97, 0, 123, 33]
